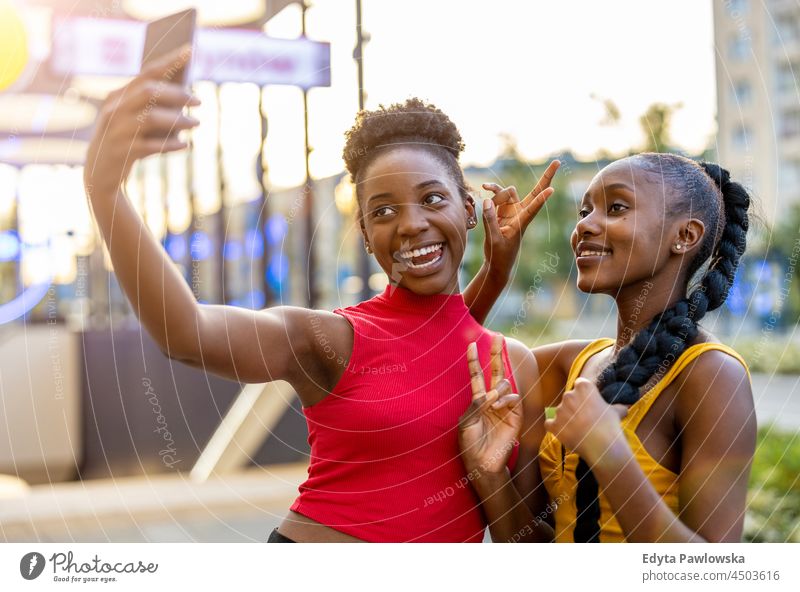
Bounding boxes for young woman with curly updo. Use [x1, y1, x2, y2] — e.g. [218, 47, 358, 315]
[83, 48, 559, 542]
[461, 154, 756, 542]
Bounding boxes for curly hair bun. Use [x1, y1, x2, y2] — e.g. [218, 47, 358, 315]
[343, 98, 465, 182]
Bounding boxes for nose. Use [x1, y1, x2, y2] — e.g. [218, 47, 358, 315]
[397, 203, 430, 238]
[575, 208, 602, 239]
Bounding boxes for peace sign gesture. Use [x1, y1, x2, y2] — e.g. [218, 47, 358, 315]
[480, 160, 560, 277]
[458, 335, 522, 477]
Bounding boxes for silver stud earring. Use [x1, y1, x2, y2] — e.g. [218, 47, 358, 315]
[467, 217, 476, 227]
[675, 244, 682, 251]
[365, 243, 373, 254]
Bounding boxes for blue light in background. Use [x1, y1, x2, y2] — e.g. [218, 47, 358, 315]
[726, 273, 747, 316]
[266, 253, 288, 289]
[265, 214, 287, 245]
[223, 239, 243, 261]
[0, 230, 20, 262]
[246, 289, 266, 309]
[190, 231, 213, 260]
[244, 228, 264, 258]
[165, 233, 187, 261]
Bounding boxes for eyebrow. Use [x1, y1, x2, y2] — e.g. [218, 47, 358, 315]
[583, 182, 634, 200]
[366, 179, 446, 206]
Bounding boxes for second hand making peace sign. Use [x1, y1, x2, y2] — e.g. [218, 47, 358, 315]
[458, 335, 522, 476]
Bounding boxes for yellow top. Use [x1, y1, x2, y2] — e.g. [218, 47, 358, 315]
[539, 338, 749, 543]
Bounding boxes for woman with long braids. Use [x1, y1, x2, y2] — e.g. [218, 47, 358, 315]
[460, 153, 756, 542]
[83, 47, 559, 542]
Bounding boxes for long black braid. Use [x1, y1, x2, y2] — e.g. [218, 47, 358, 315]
[572, 154, 751, 542]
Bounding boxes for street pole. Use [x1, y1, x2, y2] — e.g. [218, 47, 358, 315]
[302, 1, 317, 308]
[354, 0, 372, 302]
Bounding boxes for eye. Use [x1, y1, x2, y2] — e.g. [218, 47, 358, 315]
[423, 192, 445, 206]
[578, 207, 591, 219]
[372, 205, 396, 218]
[609, 203, 628, 214]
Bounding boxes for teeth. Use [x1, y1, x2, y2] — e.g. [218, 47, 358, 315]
[400, 243, 443, 260]
[580, 250, 610, 257]
[406, 253, 443, 269]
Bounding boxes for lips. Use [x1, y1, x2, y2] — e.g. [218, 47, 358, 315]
[576, 242, 612, 261]
[397, 241, 445, 269]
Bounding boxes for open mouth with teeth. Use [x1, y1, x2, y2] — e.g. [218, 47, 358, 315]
[576, 246, 612, 261]
[397, 242, 445, 269]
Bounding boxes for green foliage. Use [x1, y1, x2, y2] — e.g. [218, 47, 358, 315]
[731, 337, 800, 375]
[745, 426, 800, 542]
[639, 102, 682, 153]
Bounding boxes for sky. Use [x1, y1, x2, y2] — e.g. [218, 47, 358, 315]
[261, 0, 718, 187]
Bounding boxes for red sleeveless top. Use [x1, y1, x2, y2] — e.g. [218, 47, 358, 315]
[290, 285, 519, 542]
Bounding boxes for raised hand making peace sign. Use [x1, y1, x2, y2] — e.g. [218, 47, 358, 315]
[480, 160, 560, 275]
[458, 335, 522, 477]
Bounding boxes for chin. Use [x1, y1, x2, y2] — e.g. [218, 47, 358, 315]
[400, 270, 459, 296]
[576, 274, 614, 295]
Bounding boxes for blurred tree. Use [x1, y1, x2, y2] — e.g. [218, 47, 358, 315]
[765, 202, 800, 322]
[639, 102, 682, 153]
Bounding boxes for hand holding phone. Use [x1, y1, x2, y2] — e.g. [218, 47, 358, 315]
[141, 8, 197, 86]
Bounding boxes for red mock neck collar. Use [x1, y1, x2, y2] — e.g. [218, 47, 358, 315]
[375, 284, 466, 316]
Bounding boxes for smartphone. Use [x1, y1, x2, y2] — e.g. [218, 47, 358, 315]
[140, 8, 197, 86]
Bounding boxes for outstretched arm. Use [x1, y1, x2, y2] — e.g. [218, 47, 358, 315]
[463, 161, 559, 324]
[83, 46, 347, 393]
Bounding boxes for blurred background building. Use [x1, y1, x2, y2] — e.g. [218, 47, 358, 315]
[714, 0, 800, 224]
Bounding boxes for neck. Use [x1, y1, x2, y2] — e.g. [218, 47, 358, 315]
[613, 273, 686, 351]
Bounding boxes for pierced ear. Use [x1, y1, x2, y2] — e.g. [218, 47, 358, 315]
[672, 219, 705, 254]
[465, 195, 477, 229]
[359, 215, 373, 254]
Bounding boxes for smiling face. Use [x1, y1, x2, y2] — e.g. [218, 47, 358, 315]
[570, 158, 698, 296]
[358, 146, 475, 295]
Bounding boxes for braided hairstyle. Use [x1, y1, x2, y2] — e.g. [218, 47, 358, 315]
[573, 153, 751, 542]
[342, 98, 469, 211]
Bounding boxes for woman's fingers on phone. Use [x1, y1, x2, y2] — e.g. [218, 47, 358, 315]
[136, 107, 198, 134]
[130, 81, 198, 111]
[467, 342, 486, 401]
[141, 43, 193, 79]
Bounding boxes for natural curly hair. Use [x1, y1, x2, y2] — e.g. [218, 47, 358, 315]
[342, 98, 469, 207]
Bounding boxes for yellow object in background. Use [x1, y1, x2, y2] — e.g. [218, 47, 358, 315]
[0, 1, 29, 92]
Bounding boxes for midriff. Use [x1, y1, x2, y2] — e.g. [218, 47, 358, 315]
[277, 510, 364, 543]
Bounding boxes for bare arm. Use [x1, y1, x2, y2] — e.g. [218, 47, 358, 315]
[598, 352, 755, 542]
[531, 340, 592, 408]
[83, 47, 351, 398]
[546, 353, 755, 542]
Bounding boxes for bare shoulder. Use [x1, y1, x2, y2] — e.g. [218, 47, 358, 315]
[504, 337, 539, 375]
[531, 339, 596, 374]
[504, 337, 541, 403]
[674, 345, 754, 430]
[282, 307, 353, 361]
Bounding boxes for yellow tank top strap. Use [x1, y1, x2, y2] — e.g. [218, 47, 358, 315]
[624, 342, 751, 430]
[565, 338, 615, 389]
